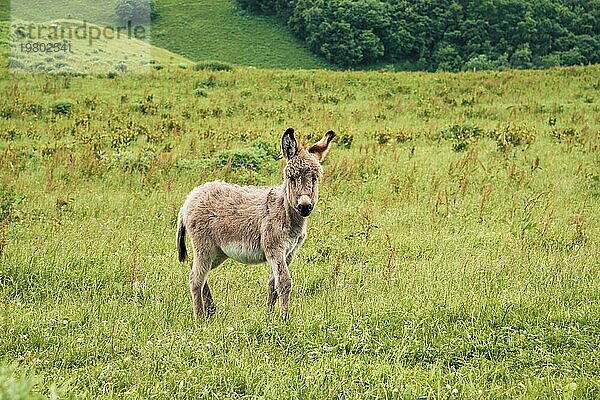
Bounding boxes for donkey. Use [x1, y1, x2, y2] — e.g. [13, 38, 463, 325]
[177, 128, 335, 319]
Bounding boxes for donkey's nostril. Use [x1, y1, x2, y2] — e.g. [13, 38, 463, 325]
[298, 203, 313, 216]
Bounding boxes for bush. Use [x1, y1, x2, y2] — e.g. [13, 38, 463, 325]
[0, 184, 20, 222]
[115, 62, 128, 72]
[194, 88, 208, 98]
[251, 139, 280, 160]
[55, 67, 84, 77]
[490, 123, 536, 151]
[440, 124, 483, 152]
[196, 75, 218, 88]
[115, 0, 158, 25]
[509, 43, 533, 69]
[51, 99, 76, 115]
[395, 129, 414, 143]
[194, 60, 234, 72]
[338, 133, 354, 149]
[216, 146, 270, 171]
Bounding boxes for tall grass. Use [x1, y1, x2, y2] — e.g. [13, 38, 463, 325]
[0, 65, 599, 398]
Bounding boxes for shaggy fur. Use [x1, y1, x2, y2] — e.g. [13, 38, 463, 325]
[177, 128, 335, 319]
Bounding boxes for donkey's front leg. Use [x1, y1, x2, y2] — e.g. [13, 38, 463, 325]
[265, 254, 291, 319]
[286, 232, 306, 267]
[267, 271, 278, 311]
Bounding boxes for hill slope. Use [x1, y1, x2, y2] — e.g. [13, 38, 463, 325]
[3, 19, 193, 74]
[0, 0, 329, 69]
[150, 0, 329, 69]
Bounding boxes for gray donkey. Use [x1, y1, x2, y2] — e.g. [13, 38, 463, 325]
[177, 128, 335, 319]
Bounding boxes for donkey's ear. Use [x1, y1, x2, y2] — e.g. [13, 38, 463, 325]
[281, 128, 298, 160]
[308, 130, 336, 161]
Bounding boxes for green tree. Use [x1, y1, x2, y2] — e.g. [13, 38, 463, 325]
[510, 43, 533, 69]
[236, 0, 600, 70]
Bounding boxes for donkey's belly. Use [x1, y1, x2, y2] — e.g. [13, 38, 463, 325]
[221, 243, 266, 264]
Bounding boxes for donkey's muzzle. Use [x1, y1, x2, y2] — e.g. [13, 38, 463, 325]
[298, 203, 313, 217]
[298, 195, 313, 217]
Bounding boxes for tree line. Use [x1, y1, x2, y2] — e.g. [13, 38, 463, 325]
[236, 0, 599, 70]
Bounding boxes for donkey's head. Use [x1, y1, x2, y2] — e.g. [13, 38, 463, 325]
[281, 128, 335, 217]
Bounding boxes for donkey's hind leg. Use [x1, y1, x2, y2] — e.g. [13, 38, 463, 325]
[189, 256, 210, 319]
[202, 281, 216, 317]
[190, 250, 225, 319]
[267, 272, 278, 311]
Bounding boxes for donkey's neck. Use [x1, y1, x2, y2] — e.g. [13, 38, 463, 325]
[277, 183, 307, 235]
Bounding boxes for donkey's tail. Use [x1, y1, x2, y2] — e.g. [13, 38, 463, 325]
[177, 210, 188, 262]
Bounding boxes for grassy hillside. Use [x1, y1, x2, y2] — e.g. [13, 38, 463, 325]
[0, 0, 329, 69]
[150, 0, 329, 69]
[7, 18, 193, 74]
[0, 62, 599, 398]
[2, 0, 193, 74]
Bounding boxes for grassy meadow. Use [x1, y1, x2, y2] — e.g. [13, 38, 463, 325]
[0, 64, 599, 398]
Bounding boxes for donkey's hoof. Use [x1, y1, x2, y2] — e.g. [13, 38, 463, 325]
[207, 304, 217, 317]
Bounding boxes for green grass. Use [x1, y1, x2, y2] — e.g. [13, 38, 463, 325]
[148, 0, 329, 68]
[0, 64, 599, 398]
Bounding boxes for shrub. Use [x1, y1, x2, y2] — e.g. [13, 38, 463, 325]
[0, 184, 18, 222]
[115, 62, 128, 72]
[9, 58, 24, 70]
[251, 139, 280, 160]
[55, 67, 84, 77]
[51, 99, 76, 115]
[376, 131, 392, 145]
[395, 129, 414, 143]
[194, 88, 208, 98]
[338, 133, 354, 149]
[0, 364, 42, 400]
[196, 76, 217, 88]
[490, 123, 536, 151]
[194, 60, 234, 72]
[552, 127, 580, 143]
[115, 0, 158, 25]
[440, 124, 483, 152]
[175, 158, 210, 173]
[216, 146, 270, 171]
[462, 55, 494, 72]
